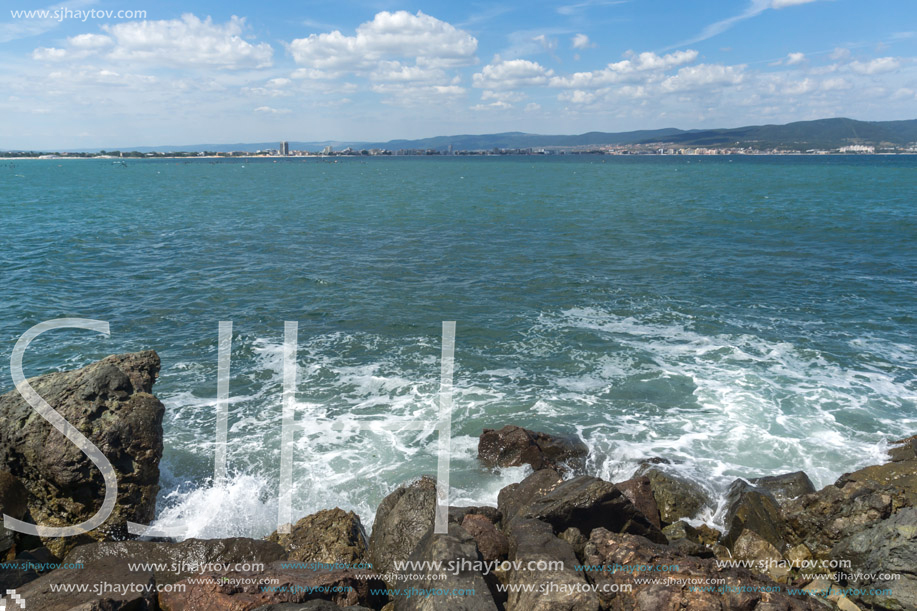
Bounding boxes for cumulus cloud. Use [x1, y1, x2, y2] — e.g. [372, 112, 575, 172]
[849, 57, 900, 74]
[288, 11, 477, 71]
[572, 34, 594, 50]
[103, 14, 273, 68]
[660, 63, 745, 92]
[472, 59, 554, 90]
[786, 52, 805, 65]
[33, 14, 273, 68]
[549, 50, 698, 88]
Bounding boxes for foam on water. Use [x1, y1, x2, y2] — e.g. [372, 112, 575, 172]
[149, 302, 916, 537]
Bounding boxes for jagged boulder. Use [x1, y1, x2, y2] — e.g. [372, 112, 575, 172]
[519, 475, 667, 544]
[505, 519, 599, 611]
[369, 477, 437, 575]
[0, 351, 164, 557]
[498, 468, 563, 528]
[749, 471, 816, 504]
[721, 480, 788, 553]
[0, 470, 29, 558]
[461, 513, 508, 563]
[392, 523, 499, 611]
[615, 475, 662, 529]
[268, 508, 368, 565]
[637, 466, 711, 525]
[831, 506, 917, 611]
[478, 426, 588, 473]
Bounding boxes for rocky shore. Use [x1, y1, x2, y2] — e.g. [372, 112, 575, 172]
[1, 352, 914, 610]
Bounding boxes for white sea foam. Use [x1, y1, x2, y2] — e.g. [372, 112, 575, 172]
[152, 308, 914, 538]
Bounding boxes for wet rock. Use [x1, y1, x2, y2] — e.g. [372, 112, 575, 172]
[582, 529, 824, 611]
[268, 508, 368, 565]
[252, 603, 371, 611]
[637, 466, 711, 525]
[448, 505, 501, 527]
[505, 518, 599, 611]
[64, 537, 287, 584]
[0, 351, 164, 557]
[831, 506, 917, 611]
[749, 472, 816, 504]
[0, 546, 59, 590]
[478, 426, 587, 473]
[519, 475, 667, 544]
[732, 530, 788, 582]
[662, 520, 714, 558]
[559, 526, 587, 559]
[614, 475, 662, 529]
[392, 523, 499, 611]
[159, 562, 386, 611]
[17, 550, 157, 611]
[497, 468, 563, 528]
[783, 460, 915, 557]
[0, 470, 29, 557]
[461, 513, 508, 563]
[721, 480, 787, 553]
[369, 477, 437, 575]
[888, 435, 917, 463]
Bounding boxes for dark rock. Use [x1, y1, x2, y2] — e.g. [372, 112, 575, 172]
[783, 460, 916, 558]
[559, 527, 587, 559]
[582, 528, 825, 610]
[0, 351, 164, 557]
[461, 514, 508, 563]
[369, 476, 437, 575]
[615, 475, 662, 529]
[268, 508, 368, 565]
[888, 435, 917, 463]
[661, 521, 714, 558]
[17, 550, 157, 611]
[497, 468, 562, 528]
[505, 518, 599, 611]
[448, 505, 501, 526]
[0, 546, 61, 591]
[478, 426, 587, 473]
[637, 466, 711, 525]
[392, 523, 499, 611]
[159, 561, 386, 610]
[64, 537, 287, 584]
[749, 471, 816, 504]
[252, 603, 371, 610]
[0, 470, 29, 557]
[834, 458, 917, 506]
[721, 479, 787, 553]
[520, 475, 667, 544]
[831, 506, 917, 611]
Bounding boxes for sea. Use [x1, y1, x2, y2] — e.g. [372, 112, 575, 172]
[1, 155, 914, 538]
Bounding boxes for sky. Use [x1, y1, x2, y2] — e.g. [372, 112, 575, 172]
[0, 0, 915, 149]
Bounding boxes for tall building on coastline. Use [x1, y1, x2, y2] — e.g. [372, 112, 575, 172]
[280, 141, 289, 156]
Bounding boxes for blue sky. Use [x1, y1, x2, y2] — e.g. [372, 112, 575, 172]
[1, 0, 915, 148]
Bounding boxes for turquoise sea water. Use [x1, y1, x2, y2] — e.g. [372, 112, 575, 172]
[1, 155, 915, 536]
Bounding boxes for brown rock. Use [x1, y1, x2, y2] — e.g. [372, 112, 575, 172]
[637, 467, 711, 525]
[0, 471, 29, 557]
[615, 475, 661, 529]
[461, 513, 508, 563]
[268, 508, 368, 566]
[497, 468, 563, 528]
[368, 477, 437, 576]
[159, 563, 386, 611]
[721, 480, 787, 553]
[478, 425, 587, 473]
[0, 351, 164, 557]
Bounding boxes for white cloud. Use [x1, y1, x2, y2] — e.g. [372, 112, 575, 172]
[660, 63, 745, 92]
[472, 59, 554, 90]
[786, 52, 805, 65]
[254, 106, 291, 114]
[471, 100, 513, 111]
[572, 34, 594, 50]
[482, 90, 526, 102]
[829, 47, 851, 61]
[674, 0, 824, 48]
[524, 102, 541, 112]
[849, 57, 900, 74]
[369, 60, 446, 83]
[288, 11, 477, 71]
[102, 14, 273, 69]
[549, 50, 698, 88]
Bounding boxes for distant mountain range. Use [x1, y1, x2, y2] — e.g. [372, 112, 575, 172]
[63, 117, 917, 153]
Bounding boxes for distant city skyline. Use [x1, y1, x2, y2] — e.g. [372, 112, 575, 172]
[1, 0, 915, 149]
